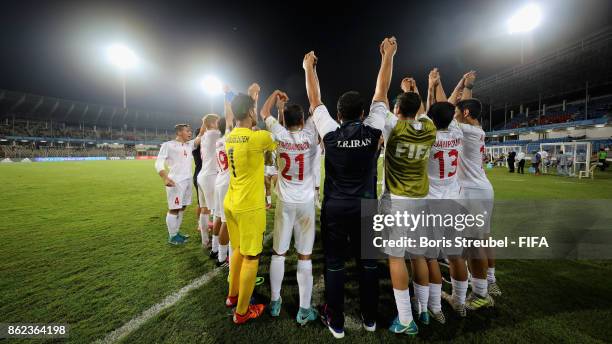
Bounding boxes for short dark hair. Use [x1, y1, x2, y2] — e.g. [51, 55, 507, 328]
[175, 124, 191, 134]
[283, 104, 304, 128]
[218, 117, 227, 134]
[337, 91, 364, 120]
[428, 102, 456, 130]
[457, 99, 483, 121]
[231, 93, 255, 120]
[394, 92, 421, 117]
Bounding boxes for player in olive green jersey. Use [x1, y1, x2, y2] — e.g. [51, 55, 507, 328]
[364, 37, 436, 335]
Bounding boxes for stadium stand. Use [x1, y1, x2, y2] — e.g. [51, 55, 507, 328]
[478, 27, 612, 161]
[0, 89, 203, 147]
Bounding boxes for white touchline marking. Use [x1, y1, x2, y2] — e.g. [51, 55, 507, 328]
[93, 268, 222, 344]
[95, 232, 273, 344]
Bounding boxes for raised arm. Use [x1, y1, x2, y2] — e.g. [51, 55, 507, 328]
[193, 118, 206, 146]
[223, 85, 234, 131]
[303, 51, 322, 112]
[460, 71, 476, 101]
[260, 90, 283, 120]
[426, 68, 448, 112]
[303, 51, 338, 138]
[248, 82, 261, 119]
[401, 77, 425, 114]
[448, 74, 466, 105]
[372, 36, 397, 108]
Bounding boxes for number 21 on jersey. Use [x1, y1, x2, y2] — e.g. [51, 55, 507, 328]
[279, 153, 305, 181]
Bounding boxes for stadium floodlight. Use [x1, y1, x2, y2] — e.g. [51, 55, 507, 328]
[507, 3, 542, 64]
[201, 75, 223, 96]
[507, 3, 542, 34]
[201, 75, 223, 112]
[106, 44, 138, 70]
[106, 44, 138, 109]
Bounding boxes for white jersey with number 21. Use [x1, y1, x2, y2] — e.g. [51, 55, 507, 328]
[264, 116, 318, 203]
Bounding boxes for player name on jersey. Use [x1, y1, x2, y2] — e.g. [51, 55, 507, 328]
[433, 137, 461, 148]
[278, 141, 311, 151]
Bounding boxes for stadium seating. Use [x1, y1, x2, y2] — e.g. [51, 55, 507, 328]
[0, 146, 156, 159]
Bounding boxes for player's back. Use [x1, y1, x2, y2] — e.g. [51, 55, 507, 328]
[215, 136, 230, 185]
[275, 127, 318, 203]
[457, 123, 491, 190]
[201, 130, 221, 176]
[428, 121, 463, 189]
[384, 118, 436, 198]
[323, 121, 381, 200]
[224, 128, 276, 212]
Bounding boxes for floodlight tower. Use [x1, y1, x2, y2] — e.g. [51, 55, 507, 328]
[106, 44, 138, 108]
[507, 3, 542, 64]
[201, 75, 223, 112]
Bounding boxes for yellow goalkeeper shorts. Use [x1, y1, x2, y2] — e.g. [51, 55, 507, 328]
[225, 206, 266, 256]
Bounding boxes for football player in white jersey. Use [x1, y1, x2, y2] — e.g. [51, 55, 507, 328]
[259, 89, 319, 326]
[211, 86, 235, 268]
[198, 114, 222, 255]
[425, 69, 474, 320]
[155, 122, 205, 245]
[454, 75, 497, 309]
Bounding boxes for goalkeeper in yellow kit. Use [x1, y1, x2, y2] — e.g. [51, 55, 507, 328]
[223, 83, 277, 324]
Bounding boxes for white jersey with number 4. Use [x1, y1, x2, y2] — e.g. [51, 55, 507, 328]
[264, 116, 318, 203]
[457, 123, 492, 190]
[428, 120, 463, 198]
[155, 140, 195, 182]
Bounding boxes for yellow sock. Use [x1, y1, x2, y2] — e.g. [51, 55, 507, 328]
[236, 258, 259, 315]
[228, 248, 243, 298]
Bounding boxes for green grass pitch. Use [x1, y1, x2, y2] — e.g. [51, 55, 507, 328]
[1, 160, 612, 343]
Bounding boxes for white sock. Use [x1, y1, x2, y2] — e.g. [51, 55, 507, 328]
[176, 211, 184, 232]
[269, 255, 285, 301]
[413, 282, 429, 314]
[266, 195, 272, 204]
[165, 212, 179, 237]
[471, 277, 488, 297]
[487, 267, 496, 284]
[297, 259, 313, 309]
[393, 288, 414, 325]
[451, 278, 468, 305]
[218, 244, 228, 263]
[199, 214, 207, 233]
[428, 283, 442, 313]
[211, 235, 219, 253]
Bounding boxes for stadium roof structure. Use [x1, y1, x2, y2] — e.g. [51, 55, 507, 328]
[0, 89, 201, 129]
[474, 27, 612, 112]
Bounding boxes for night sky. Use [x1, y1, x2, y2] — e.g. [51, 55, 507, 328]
[1, 0, 611, 117]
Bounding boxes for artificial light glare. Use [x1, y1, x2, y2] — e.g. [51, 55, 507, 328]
[507, 4, 542, 34]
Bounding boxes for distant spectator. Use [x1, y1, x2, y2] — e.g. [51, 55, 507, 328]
[507, 151, 516, 173]
[599, 148, 608, 171]
[532, 151, 542, 175]
[517, 151, 526, 174]
[557, 150, 569, 176]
